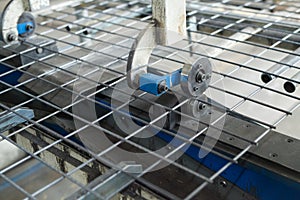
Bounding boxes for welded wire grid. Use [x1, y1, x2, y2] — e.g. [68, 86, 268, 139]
[0, 0, 300, 199]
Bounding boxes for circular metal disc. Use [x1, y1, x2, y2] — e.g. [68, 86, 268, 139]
[0, 0, 24, 43]
[127, 23, 157, 89]
[181, 57, 212, 97]
[184, 95, 210, 119]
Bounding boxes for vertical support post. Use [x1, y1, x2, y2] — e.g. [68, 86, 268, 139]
[152, 0, 187, 45]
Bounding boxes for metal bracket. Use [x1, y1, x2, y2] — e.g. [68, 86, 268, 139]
[127, 0, 212, 97]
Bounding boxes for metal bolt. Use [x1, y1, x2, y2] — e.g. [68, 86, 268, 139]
[26, 24, 34, 31]
[36, 48, 44, 54]
[196, 72, 210, 83]
[220, 180, 227, 188]
[196, 72, 203, 83]
[7, 33, 16, 42]
[198, 103, 206, 111]
[158, 81, 168, 94]
[206, 74, 211, 80]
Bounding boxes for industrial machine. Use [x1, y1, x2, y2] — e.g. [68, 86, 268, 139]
[0, 0, 299, 199]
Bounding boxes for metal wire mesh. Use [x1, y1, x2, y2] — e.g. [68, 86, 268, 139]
[0, 0, 299, 199]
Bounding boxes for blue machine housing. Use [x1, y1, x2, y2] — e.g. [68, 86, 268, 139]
[17, 22, 34, 35]
[139, 69, 182, 96]
[0, 64, 23, 86]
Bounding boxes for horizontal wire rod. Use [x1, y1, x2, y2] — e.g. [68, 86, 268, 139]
[0, 3, 296, 191]
[33, 16, 300, 97]
[49, 2, 300, 86]
[30, 7, 299, 115]
[185, 102, 298, 199]
[126, 0, 300, 24]
[0, 0, 292, 164]
[0, 0, 299, 198]
[1, 3, 288, 130]
[0, 48, 252, 160]
[110, 1, 300, 40]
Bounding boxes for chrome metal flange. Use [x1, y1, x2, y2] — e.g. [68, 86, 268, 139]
[181, 57, 212, 97]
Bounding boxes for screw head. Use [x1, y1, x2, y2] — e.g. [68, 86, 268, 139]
[158, 81, 168, 94]
[198, 103, 206, 111]
[26, 24, 34, 31]
[7, 33, 17, 42]
[195, 71, 208, 83]
[220, 180, 227, 188]
[206, 74, 211, 80]
[36, 48, 44, 54]
[194, 86, 200, 91]
[195, 72, 204, 83]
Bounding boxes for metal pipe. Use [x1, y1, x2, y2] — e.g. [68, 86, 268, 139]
[284, 71, 300, 93]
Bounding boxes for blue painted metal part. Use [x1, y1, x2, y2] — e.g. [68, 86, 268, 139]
[0, 64, 23, 86]
[0, 108, 34, 133]
[139, 73, 170, 96]
[139, 69, 182, 96]
[17, 22, 34, 35]
[169, 69, 182, 87]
